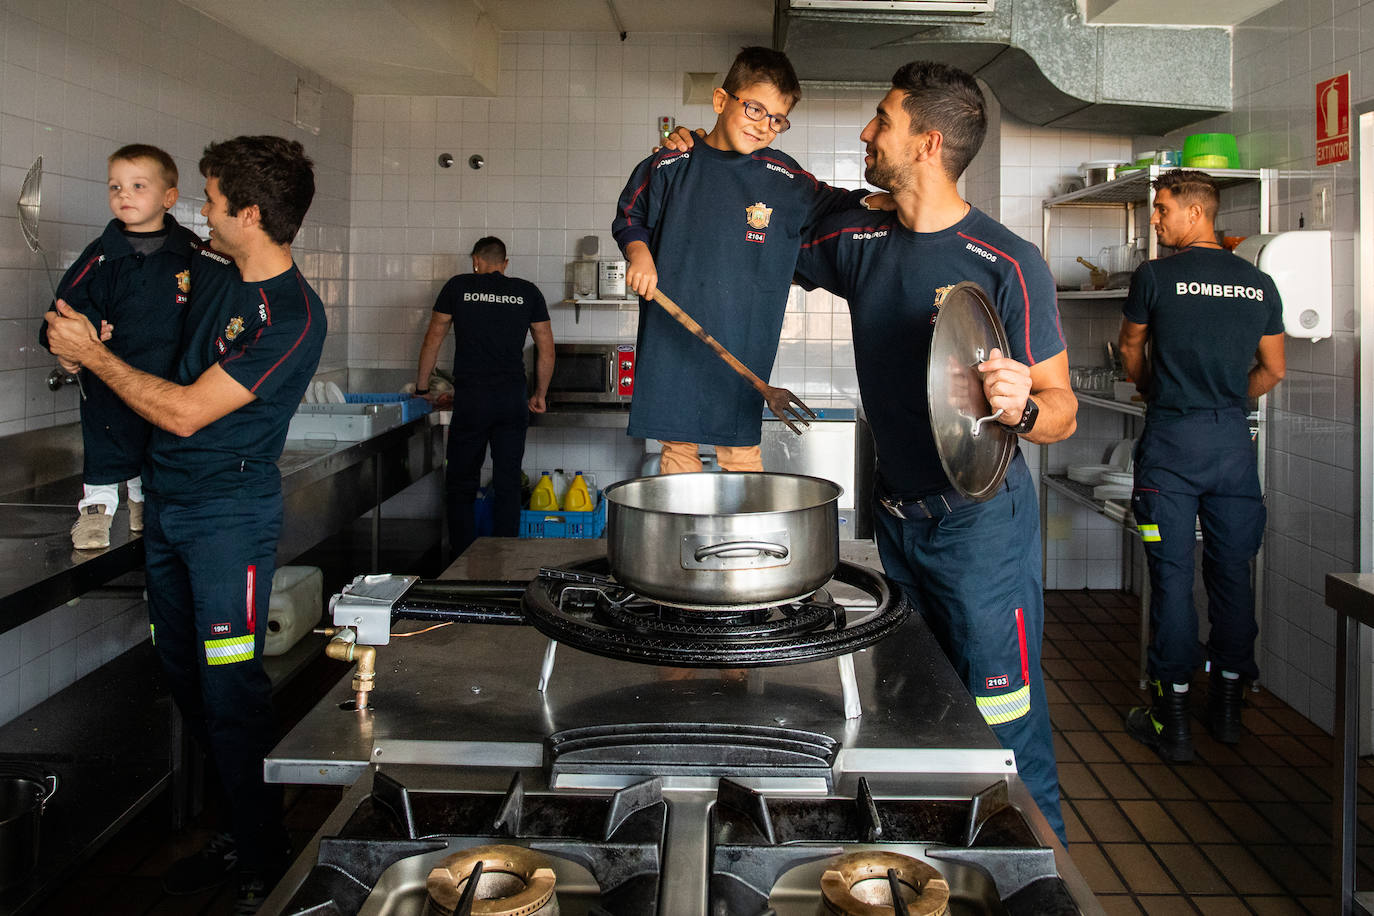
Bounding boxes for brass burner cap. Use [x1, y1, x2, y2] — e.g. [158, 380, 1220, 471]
[424, 844, 558, 916]
[819, 851, 950, 916]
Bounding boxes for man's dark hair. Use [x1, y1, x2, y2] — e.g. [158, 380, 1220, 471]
[1153, 169, 1220, 220]
[890, 61, 987, 181]
[470, 236, 507, 264]
[199, 136, 315, 245]
[110, 144, 178, 188]
[722, 46, 802, 107]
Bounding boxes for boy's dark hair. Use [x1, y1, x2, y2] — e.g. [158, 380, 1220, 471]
[1153, 169, 1220, 220]
[722, 46, 802, 106]
[199, 136, 315, 245]
[890, 62, 987, 181]
[110, 144, 178, 188]
[470, 236, 507, 264]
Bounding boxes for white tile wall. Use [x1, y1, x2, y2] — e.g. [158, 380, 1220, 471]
[0, 0, 354, 725]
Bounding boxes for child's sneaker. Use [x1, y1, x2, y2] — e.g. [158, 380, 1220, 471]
[128, 500, 145, 533]
[71, 505, 112, 549]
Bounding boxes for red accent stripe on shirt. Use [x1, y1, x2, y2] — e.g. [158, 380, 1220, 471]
[957, 231, 1036, 365]
[64, 254, 104, 291]
[245, 272, 314, 394]
[801, 224, 893, 249]
[246, 565, 257, 634]
[620, 149, 688, 226]
[1015, 607, 1029, 687]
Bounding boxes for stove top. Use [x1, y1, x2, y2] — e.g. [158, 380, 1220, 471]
[261, 540, 1100, 916]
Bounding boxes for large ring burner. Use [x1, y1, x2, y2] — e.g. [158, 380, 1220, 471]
[520, 559, 911, 668]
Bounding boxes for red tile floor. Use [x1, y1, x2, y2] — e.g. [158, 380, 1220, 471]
[44, 589, 1369, 913]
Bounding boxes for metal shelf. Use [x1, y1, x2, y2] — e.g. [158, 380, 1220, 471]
[1043, 474, 1134, 527]
[1042, 167, 1264, 208]
[1074, 390, 1145, 417]
[558, 298, 638, 323]
[1057, 288, 1128, 300]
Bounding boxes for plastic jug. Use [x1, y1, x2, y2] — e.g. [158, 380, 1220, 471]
[529, 472, 559, 510]
[564, 472, 593, 512]
[551, 468, 569, 506]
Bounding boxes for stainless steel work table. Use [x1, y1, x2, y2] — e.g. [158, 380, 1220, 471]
[265, 537, 1101, 914]
[1326, 572, 1374, 915]
[0, 417, 440, 636]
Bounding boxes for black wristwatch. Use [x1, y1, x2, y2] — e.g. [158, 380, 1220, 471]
[1008, 398, 1039, 434]
[414, 387, 429, 396]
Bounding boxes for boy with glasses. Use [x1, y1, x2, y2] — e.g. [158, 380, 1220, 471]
[612, 46, 875, 473]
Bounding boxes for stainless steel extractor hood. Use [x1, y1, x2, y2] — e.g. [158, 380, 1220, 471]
[775, 0, 1231, 134]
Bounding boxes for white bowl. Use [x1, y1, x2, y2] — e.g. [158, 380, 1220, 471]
[1100, 470, 1135, 487]
[1108, 439, 1135, 471]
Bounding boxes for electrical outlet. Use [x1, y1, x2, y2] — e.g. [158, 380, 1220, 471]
[1311, 178, 1334, 229]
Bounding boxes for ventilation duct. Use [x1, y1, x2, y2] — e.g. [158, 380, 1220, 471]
[775, 0, 1230, 134]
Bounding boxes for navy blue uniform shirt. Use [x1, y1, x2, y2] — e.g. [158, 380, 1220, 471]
[796, 206, 1065, 496]
[433, 271, 548, 388]
[38, 214, 200, 482]
[613, 142, 865, 446]
[143, 247, 326, 500]
[1122, 247, 1283, 417]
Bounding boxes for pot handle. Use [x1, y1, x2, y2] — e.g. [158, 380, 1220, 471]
[40, 774, 57, 809]
[693, 540, 790, 562]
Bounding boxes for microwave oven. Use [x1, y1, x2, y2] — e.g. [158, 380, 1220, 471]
[532, 342, 636, 405]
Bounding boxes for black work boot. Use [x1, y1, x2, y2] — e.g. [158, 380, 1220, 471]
[1206, 670, 1245, 744]
[1125, 680, 1194, 763]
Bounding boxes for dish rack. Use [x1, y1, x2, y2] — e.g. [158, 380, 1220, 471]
[344, 392, 432, 423]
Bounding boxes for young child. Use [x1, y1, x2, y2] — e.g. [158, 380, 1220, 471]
[39, 144, 201, 549]
[612, 46, 872, 474]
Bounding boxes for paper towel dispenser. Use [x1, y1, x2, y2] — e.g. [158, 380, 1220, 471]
[1232, 230, 1332, 342]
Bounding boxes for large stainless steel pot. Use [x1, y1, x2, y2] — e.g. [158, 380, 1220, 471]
[0, 773, 56, 890]
[603, 472, 841, 608]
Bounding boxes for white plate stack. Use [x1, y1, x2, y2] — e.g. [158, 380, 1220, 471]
[1066, 438, 1135, 500]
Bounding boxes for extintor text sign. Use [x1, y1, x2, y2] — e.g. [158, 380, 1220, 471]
[1317, 73, 1350, 165]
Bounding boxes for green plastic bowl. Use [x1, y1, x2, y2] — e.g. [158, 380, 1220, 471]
[1181, 133, 1239, 168]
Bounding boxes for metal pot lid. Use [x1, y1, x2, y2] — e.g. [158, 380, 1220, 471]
[926, 281, 1017, 501]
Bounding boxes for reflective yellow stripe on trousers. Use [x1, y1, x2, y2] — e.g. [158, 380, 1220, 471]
[1137, 523, 1161, 542]
[204, 635, 254, 666]
[976, 685, 1031, 725]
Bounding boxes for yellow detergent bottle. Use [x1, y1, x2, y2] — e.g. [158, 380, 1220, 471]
[564, 471, 593, 512]
[529, 471, 559, 510]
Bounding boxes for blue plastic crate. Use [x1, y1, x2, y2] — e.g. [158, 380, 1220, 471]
[519, 493, 606, 539]
[344, 392, 432, 423]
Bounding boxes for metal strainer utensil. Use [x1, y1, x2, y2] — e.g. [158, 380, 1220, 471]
[17, 156, 58, 296]
[19, 157, 84, 398]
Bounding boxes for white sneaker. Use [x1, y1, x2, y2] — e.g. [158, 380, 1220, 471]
[71, 505, 112, 549]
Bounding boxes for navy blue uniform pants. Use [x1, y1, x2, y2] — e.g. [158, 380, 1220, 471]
[144, 492, 285, 872]
[1131, 408, 1264, 684]
[874, 457, 1065, 844]
[446, 383, 529, 555]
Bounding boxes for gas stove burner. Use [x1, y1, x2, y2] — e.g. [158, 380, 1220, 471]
[521, 560, 911, 667]
[818, 851, 950, 916]
[424, 844, 559, 916]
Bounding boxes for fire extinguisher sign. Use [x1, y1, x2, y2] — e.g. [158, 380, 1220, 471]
[1316, 73, 1351, 166]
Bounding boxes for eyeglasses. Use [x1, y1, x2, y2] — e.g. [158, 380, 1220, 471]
[727, 92, 791, 134]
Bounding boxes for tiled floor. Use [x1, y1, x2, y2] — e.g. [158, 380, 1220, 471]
[41, 588, 1367, 913]
[1045, 589, 1352, 915]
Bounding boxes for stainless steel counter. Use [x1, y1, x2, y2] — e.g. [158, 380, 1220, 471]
[1326, 572, 1374, 915]
[0, 418, 441, 636]
[265, 538, 1014, 788]
[264, 537, 1102, 915]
